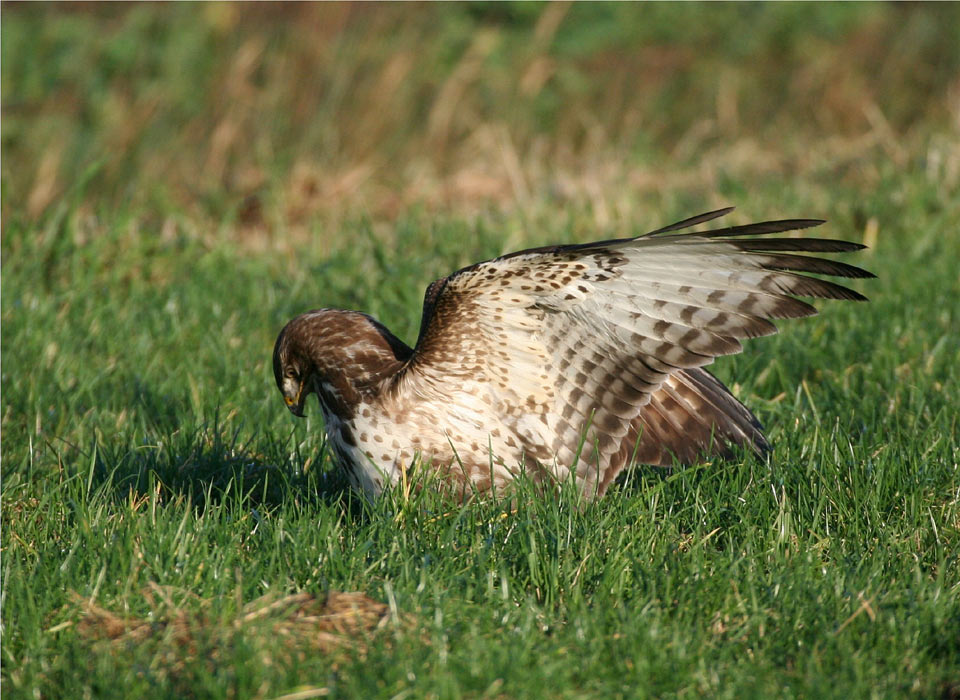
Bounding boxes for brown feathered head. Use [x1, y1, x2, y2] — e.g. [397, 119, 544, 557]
[273, 309, 413, 419]
[273, 314, 313, 417]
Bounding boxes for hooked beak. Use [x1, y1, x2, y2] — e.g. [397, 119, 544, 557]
[284, 384, 306, 417]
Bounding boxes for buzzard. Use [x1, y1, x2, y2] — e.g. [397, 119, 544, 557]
[273, 208, 871, 500]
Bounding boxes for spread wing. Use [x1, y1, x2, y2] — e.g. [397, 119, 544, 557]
[404, 207, 872, 493]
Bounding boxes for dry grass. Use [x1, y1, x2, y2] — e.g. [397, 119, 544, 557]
[4, 3, 959, 246]
[61, 585, 397, 687]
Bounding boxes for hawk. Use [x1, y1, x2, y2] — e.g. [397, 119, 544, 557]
[273, 208, 872, 500]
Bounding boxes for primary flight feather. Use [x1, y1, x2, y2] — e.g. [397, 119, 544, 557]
[273, 208, 872, 499]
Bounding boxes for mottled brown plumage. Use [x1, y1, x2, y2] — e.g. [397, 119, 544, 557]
[273, 208, 872, 500]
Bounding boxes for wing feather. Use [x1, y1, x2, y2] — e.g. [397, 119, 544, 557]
[405, 208, 870, 492]
[641, 207, 736, 235]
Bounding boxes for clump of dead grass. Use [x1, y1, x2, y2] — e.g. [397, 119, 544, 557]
[63, 583, 398, 686]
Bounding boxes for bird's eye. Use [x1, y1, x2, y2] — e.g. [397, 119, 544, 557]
[285, 368, 299, 380]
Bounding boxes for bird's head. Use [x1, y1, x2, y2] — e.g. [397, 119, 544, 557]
[273, 316, 315, 417]
[272, 309, 413, 420]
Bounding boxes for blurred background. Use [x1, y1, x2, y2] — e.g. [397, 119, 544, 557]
[3, 2, 959, 245]
[4, 7, 960, 696]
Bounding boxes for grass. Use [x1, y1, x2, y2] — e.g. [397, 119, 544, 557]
[3, 180, 958, 699]
[3, 3, 960, 699]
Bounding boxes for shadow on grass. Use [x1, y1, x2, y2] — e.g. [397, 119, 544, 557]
[60, 400, 774, 535]
[73, 416, 363, 517]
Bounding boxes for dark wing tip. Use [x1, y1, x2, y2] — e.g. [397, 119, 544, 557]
[844, 289, 870, 302]
[641, 207, 736, 237]
[698, 218, 827, 239]
[733, 238, 866, 253]
[743, 251, 877, 279]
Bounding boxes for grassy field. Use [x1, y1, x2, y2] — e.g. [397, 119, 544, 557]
[3, 4, 959, 699]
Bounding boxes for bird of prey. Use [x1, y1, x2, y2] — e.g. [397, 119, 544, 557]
[273, 208, 871, 500]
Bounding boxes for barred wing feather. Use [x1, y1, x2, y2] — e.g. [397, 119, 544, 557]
[406, 209, 871, 495]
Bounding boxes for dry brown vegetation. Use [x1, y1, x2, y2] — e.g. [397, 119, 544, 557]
[62, 585, 395, 692]
[4, 2, 959, 245]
